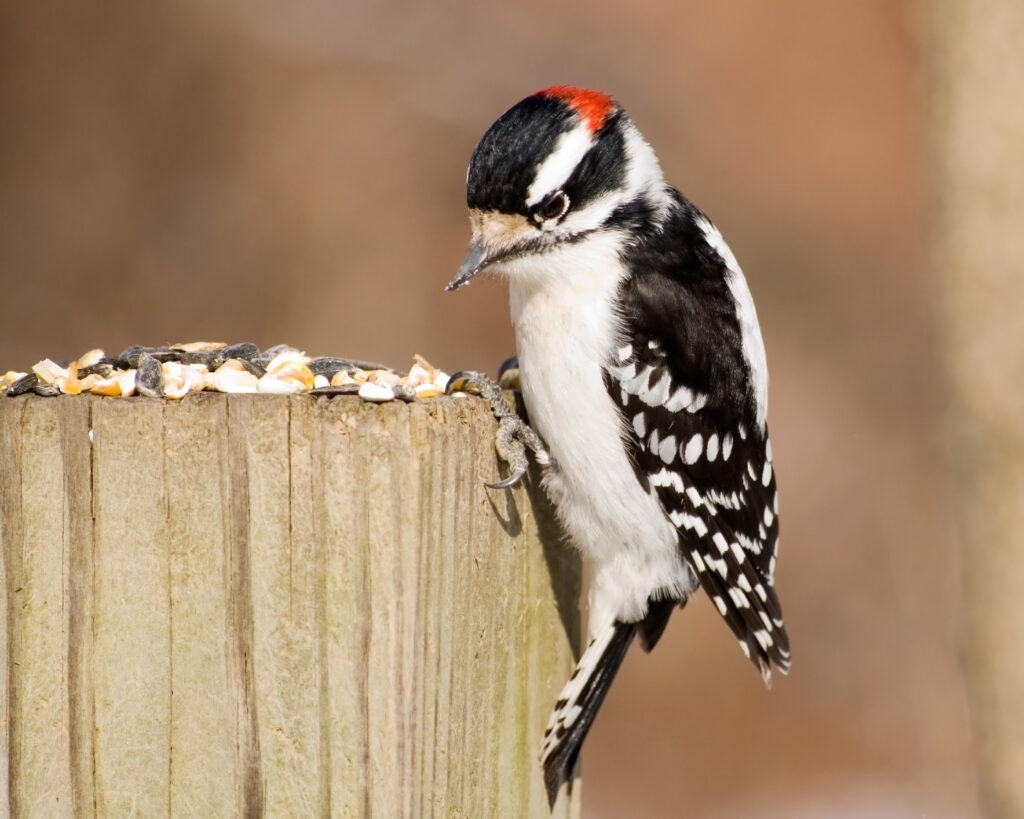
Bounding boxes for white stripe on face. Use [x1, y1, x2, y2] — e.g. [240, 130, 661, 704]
[526, 125, 594, 207]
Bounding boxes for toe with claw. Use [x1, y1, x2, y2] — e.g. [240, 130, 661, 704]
[446, 368, 548, 488]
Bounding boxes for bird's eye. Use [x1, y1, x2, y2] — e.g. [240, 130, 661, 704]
[534, 190, 570, 223]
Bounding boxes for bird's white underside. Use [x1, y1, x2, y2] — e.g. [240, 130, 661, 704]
[504, 237, 694, 633]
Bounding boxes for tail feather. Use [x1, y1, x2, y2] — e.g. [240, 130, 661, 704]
[637, 597, 678, 652]
[540, 620, 637, 806]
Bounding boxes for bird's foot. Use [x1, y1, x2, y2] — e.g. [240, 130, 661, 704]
[446, 365, 548, 488]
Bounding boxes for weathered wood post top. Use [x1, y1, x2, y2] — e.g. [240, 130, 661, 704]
[0, 386, 582, 817]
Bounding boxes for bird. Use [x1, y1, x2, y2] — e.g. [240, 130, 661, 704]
[446, 85, 790, 805]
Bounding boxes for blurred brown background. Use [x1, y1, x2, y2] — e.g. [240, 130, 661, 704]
[0, 1, 982, 816]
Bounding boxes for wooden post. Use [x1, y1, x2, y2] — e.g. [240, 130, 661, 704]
[0, 393, 582, 817]
[921, 1, 1024, 815]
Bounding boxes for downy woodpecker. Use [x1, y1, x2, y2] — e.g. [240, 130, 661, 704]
[447, 86, 790, 804]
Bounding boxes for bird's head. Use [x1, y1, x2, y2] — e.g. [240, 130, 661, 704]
[447, 86, 669, 291]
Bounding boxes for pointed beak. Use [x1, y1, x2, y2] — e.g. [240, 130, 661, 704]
[446, 240, 489, 292]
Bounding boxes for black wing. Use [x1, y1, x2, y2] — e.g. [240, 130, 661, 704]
[604, 200, 790, 679]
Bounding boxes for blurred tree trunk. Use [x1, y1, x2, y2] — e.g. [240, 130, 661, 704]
[922, 2, 1024, 816]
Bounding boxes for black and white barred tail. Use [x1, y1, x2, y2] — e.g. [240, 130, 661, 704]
[541, 599, 677, 805]
[540, 620, 636, 805]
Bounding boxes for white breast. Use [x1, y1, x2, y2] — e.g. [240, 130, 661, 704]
[503, 237, 693, 629]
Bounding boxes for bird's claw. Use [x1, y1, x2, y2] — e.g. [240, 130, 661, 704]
[446, 368, 547, 489]
[445, 370, 492, 398]
[486, 469, 528, 490]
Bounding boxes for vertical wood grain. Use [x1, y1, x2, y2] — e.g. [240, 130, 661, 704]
[63, 398, 96, 818]
[90, 399, 172, 817]
[163, 394, 238, 816]
[3, 398, 75, 816]
[0, 393, 581, 817]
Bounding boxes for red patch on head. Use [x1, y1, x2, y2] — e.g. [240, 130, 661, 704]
[535, 86, 616, 133]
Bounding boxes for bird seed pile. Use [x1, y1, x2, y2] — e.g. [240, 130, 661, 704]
[0, 342, 452, 404]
